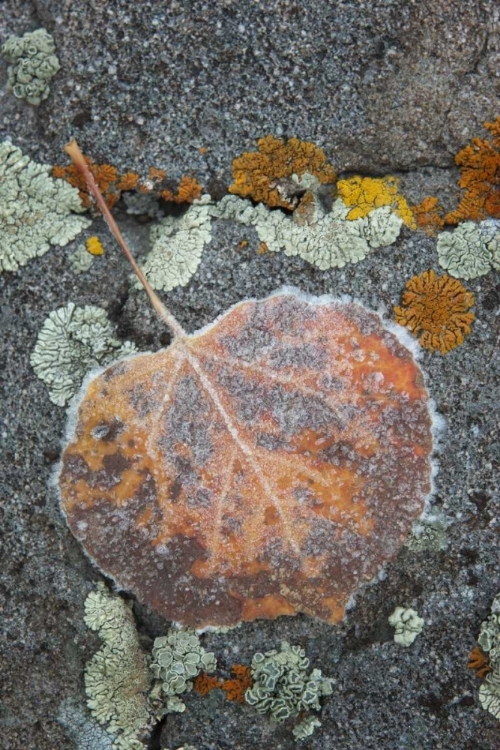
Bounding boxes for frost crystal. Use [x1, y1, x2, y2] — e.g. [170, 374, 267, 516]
[31, 303, 136, 406]
[151, 629, 217, 713]
[137, 195, 212, 291]
[2, 28, 60, 105]
[436, 220, 500, 279]
[83, 584, 154, 749]
[212, 192, 402, 270]
[388, 607, 424, 646]
[245, 641, 333, 725]
[0, 141, 90, 273]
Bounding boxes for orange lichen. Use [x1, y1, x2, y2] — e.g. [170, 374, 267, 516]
[116, 171, 140, 191]
[53, 159, 121, 209]
[237, 239, 249, 249]
[194, 665, 253, 704]
[85, 236, 104, 256]
[257, 241, 268, 255]
[394, 269, 475, 354]
[194, 673, 222, 696]
[411, 196, 445, 236]
[446, 116, 500, 224]
[161, 175, 203, 204]
[467, 646, 492, 679]
[229, 135, 337, 209]
[337, 176, 416, 228]
[221, 665, 253, 703]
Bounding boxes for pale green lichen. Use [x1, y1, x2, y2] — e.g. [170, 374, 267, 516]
[388, 607, 424, 646]
[212, 188, 402, 270]
[83, 584, 156, 750]
[436, 220, 500, 279]
[2, 28, 60, 105]
[30, 303, 136, 406]
[477, 593, 500, 720]
[245, 641, 333, 730]
[292, 716, 322, 741]
[69, 243, 96, 274]
[150, 629, 217, 713]
[0, 140, 90, 273]
[406, 513, 448, 553]
[58, 699, 114, 750]
[136, 195, 212, 291]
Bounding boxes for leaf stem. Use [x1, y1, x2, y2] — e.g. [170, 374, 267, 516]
[64, 139, 186, 340]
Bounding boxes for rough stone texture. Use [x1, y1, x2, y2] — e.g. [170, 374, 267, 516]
[1, 1, 500, 750]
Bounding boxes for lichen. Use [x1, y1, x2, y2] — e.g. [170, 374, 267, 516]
[150, 629, 217, 713]
[393, 269, 475, 354]
[30, 303, 136, 406]
[83, 584, 155, 749]
[87, 236, 105, 255]
[245, 641, 333, 729]
[69, 244, 96, 274]
[411, 196, 445, 236]
[52, 157, 131, 210]
[136, 195, 212, 291]
[213, 191, 402, 270]
[337, 175, 416, 228]
[2, 28, 60, 105]
[292, 716, 322, 741]
[475, 593, 500, 720]
[436, 220, 500, 279]
[388, 607, 424, 646]
[467, 646, 492, 679]
[446, 116, 500, 224]
[229, 135, 337, 209]
[194, 664, 253, 704]
[58, 699, 114, 750]
[0, 140, 90, 273]
[161, 175, 203, 204]
[406, 514, 448, 553]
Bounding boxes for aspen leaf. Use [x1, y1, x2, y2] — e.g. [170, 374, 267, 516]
[59, 291, 435, 628]
[58, 141, 436, 630]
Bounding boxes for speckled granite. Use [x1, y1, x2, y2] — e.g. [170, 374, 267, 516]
[1, 1, 500, 749]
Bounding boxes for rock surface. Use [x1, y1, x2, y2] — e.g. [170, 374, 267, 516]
[1, 1, 500, 749]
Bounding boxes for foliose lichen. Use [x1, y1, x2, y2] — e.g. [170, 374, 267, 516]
[136, 195, 212, 291]
[150, 629, 217, 714]
[30, 303, 136, 406]
[0, 140, 90, 273]
[388, 607, 424, 646]
[292, 716, 322, 741]
[393, 269, 475, 354]
[436, 220, 500, 279]
[245, 641, 333, 730]
[213, 189, 402, 270]
[83, 584, 156, 749]
[406, 514, 448, 553]
[229, 135, 337, 209]
[477, 593, 500, 720]
[336, 175, 416, 228]
[1, 28, 60, 105]
[69, 244, 96, 274]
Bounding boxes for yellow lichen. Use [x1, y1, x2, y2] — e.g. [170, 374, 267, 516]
[257, 241, 268, 255]
[337, 176, 416, 228]
[411, 196, 445, 236]
[394, 269, 475, 354]
[446, 116, 500, 224]
[86, 236, 104, 256]
[229, 135, 337, 209]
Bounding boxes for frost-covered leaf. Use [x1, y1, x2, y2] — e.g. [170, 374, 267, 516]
[59, 290, 435, 628]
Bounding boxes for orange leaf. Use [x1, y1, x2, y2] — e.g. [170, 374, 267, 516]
[58, 291, 434, 629]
